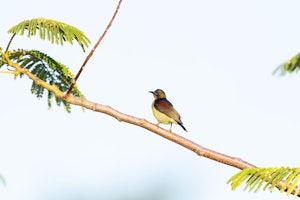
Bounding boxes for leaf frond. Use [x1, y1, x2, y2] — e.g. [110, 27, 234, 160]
[273, 53, 300, 76]
[227, 167, 300, 197]
[0, 49, 84, 112]
[7, 18, 91, 52]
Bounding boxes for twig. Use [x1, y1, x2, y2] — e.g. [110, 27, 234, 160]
[5, 33, 16, 53]
[67, 0, 123, 95]
[0, 70, 19, 74]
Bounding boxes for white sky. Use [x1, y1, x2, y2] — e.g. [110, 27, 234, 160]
[1, 0, 300, 199]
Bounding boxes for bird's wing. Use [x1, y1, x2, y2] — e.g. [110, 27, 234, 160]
[154, 99, 181, 122]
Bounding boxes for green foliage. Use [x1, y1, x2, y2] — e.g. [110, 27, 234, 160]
[0, 175, 5, 186]
[0, 49, 84, 112]
[0, 18, 89, 112]
[8, 18, 91, 52]
[273, 53, 300, 75]
[227, 167, 300, 197]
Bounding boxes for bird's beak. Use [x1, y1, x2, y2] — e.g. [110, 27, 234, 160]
[149, 91, 154, 94]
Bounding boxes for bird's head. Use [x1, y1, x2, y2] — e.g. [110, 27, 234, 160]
[149, 89, 166, 100]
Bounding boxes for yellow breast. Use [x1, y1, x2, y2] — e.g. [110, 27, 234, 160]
[151, 102, 177, 124]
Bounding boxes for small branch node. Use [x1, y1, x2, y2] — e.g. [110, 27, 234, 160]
[116, 117, 122, 122]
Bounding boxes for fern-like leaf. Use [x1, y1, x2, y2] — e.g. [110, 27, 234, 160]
[0, 49, 84, 112]
[273, 53, 300, 76]
[227, 167, 300, 197]
[8, 18, 91, 52]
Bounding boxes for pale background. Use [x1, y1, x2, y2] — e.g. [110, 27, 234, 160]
[1, 0, 300, 199]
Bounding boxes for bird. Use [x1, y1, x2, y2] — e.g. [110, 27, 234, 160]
[149, 89, 187, 132]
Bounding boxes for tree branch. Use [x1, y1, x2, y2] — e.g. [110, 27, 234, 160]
[68, 94, 257, 169]
[0, 69, 19, 74]
[3, 55, 300, 196]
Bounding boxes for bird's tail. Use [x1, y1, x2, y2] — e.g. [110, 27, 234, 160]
[178, 122, 187, 132]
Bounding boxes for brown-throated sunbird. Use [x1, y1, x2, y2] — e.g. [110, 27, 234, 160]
[149, 89, 187, 132]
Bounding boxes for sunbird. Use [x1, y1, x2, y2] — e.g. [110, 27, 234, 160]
[149, 89, 187, 132]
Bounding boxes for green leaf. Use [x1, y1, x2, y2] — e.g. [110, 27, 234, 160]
[274, 53, 300, 75]
[8, 18, 91, 52]
[286, 170, 300, 195]
[0, 49, 84, 113]
[228, 167, 300, 197]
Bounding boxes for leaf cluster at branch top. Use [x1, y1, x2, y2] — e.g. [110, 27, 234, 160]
[0, 49, 83, 112]
[227, 167, 300, 197]
[8, 18, 91, 52]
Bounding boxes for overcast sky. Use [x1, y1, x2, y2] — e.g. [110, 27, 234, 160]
[1, 0, 300, 200]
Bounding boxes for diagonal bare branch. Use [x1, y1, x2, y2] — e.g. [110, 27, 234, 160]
[67, 0, 123, 94]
